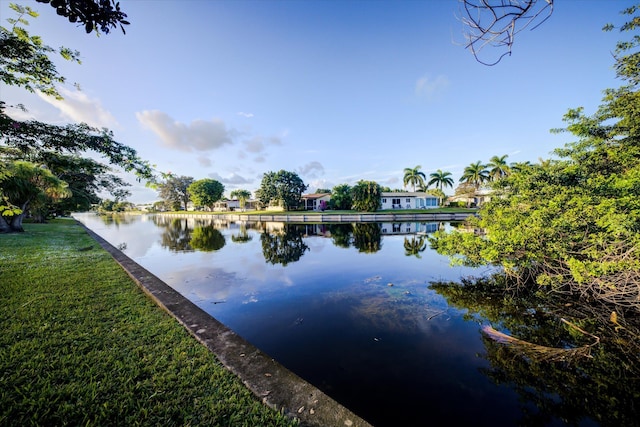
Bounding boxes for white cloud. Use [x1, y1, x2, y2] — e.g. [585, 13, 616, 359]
[241, 135, 283, 154]
[136, 110, 235, 152]
[415, 74, 450, 98]
[38, 87, 118, 128]
[208, 172, 253, 185]
[237, 112, 254, 118]
[308, 178, 335, 192]
[298, 161, 325, 179]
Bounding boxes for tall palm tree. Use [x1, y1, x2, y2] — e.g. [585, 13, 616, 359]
[510, 161, 532, 173]
[427, 169, 454, 206]
[230, 189, 252, 210]
[487, 155, 511, 181]
[459, 161, 489, 189]
[403, 165, 426, 192]
[427, 169, 454, 191]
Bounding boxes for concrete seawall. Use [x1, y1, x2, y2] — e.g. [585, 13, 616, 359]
[77, 221, 373, 427]
[155, 212, 474, 223]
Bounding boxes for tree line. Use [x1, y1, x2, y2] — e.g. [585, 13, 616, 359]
[430, 4, 640, 311]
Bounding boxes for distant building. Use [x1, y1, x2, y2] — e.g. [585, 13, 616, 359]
[447, 188, 492, 208]
[380, 192, 438, 210]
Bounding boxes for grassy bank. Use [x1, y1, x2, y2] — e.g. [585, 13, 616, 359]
[0, 219, 297, 426]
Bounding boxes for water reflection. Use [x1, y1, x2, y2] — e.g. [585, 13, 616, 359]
[403, 235, 427, 258]
[260, 225, 309, 266]
[74, 213, 640, 426]
[352, 222, 382, 253]
[231, 224, 252, 243]
[431, 277, 640, 427]
[153, 216, 193, 251]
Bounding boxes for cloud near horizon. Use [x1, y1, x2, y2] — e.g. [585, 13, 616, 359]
[38, 87, 118, 128]
[136, 110, 236, 152]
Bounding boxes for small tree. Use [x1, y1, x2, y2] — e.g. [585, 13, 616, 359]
[0, 161, 71, 232]
[330, 184, 352, 210]
[187, 179, 224, 211]
[256, 170, 307, 211]
[351, 180, 381, 212]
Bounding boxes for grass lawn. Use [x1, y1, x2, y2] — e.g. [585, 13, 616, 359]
[0, 219, 297, 427]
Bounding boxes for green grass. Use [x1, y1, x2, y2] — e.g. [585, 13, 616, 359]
[0, 219, 297, 427]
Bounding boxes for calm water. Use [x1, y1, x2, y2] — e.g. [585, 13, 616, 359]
[73, 213, 612, 427]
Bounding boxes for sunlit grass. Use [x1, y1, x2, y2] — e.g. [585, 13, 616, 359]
[0, 219, 297, 426]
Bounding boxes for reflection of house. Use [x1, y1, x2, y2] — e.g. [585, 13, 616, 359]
[301, 223, 331, 237]
[301, 193, 332, 211]
[380, 192, 438, 210]
[380, 222, 439, 235]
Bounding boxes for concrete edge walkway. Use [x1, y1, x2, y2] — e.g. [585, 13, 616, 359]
[77, 221, 373, 427]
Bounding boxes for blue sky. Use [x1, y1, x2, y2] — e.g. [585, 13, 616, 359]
[1, 0, 635, 203]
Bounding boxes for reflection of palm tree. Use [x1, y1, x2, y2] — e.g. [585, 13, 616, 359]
[231, 224, 252, 243]
[260, 224, 309, 266]
[487, 155, 511, 181]
[403, 165, 426, 192]
[404, 235, 427, 258]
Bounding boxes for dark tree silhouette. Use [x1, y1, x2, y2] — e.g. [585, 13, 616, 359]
[35, 0, 129, 34]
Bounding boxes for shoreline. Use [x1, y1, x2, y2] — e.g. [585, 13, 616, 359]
[77, 220, 373, 427]
[153, 211, 474, 223]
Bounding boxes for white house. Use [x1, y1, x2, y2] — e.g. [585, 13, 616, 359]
[301, 193, 332, 211]
[380, 192, 439, 210]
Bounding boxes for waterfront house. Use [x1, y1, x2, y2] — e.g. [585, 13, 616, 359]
[380, 192, 438, 210]
[301, 193, 332, 211]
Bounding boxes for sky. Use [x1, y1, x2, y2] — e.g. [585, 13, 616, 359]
[1, 0, 636, 204]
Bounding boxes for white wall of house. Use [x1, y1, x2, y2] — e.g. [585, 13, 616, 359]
[302, 194, 332, 210]
[380, 192, 438, 210]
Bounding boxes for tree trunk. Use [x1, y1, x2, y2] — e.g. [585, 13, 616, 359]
[0, 212, 26, 233]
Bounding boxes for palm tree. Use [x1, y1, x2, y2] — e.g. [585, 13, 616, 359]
[460, 161, 489, 189]
[403, 165, 426, 192]
[427, 169, 454, 206]
[428, 169, 454, 191]
[487, 155, 511, 181]
[230, 189, 252, 210]
[510, 161, 532, 173]
[459, 161, 489, 208]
